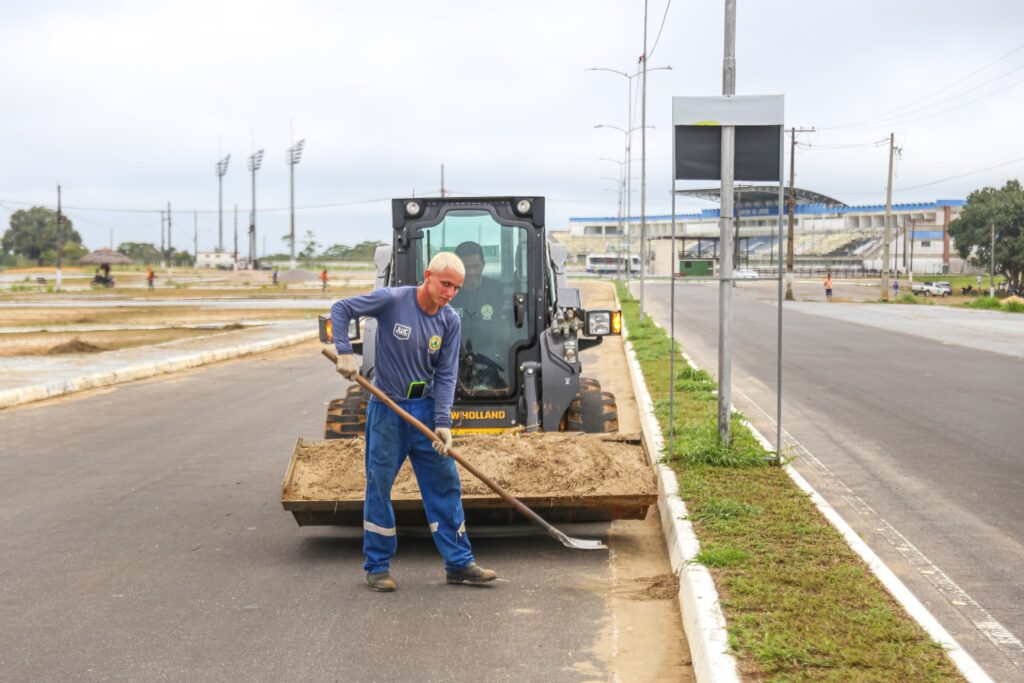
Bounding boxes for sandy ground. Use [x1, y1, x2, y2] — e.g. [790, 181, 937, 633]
[0, 327, 240, 357]
[574, 280, 695, 682]
[0, 305, 325, 327]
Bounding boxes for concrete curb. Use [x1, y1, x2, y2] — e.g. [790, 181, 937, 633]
[620, 316, 741, 683]
[0, 330, 316, 410]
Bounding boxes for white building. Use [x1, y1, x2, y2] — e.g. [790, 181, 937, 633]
[557, 188, 966, 277]
[195, 252, 241, 269]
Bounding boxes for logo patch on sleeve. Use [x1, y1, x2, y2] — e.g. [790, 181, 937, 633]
[393, 323, 411, 340]
[428, 335, 442, 353]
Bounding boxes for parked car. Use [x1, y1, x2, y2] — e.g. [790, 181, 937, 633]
[735, 268, 759, 280]
[934, 281, 953, 295]
[911, 281, 948, 297]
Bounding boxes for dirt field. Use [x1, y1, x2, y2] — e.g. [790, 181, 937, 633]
[0, 305, 327, 328]
[0, 327, 249, 357]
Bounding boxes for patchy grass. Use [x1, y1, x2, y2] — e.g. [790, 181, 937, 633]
[962, 296, 1024, 313]
[963, 296, 1002, 310]
[616, 282, 963, 682]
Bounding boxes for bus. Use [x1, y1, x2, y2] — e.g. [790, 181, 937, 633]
[585, 254, 640, 274]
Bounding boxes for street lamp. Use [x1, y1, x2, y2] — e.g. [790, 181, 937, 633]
[286, 139, 306, 270]
[215, 155, 230, 253]
[247, 149, 264, 265]
[595, 123, 654, 289]
[587, 64, 671, 296]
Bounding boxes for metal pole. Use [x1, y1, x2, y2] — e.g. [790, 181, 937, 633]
[669, 126, 678, 459]
[775, 125, 785, 464]
[167, 202, 173, 280]
[639, 0, 649, 322]
[233, 204, 238, 267]
[990, 222, 995, 297]
[881, 132, 894, 301]
[250, 163, 256, 264]
[193, 211, 198, 267]
[622, 85, 630, 286]
[909, 218, 915, 281]
[290, 154, 296, 269]
[55, 184, 63, 292]
[718, 0, 737, 447]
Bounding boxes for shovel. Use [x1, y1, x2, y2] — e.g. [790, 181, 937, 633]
[322, 348, 606, 551]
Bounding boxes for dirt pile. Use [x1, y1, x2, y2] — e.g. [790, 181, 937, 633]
[46, 337, 104, 354]
[283, 432, 656, 502]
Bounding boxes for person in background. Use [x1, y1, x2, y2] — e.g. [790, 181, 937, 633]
[321, 268, 328, 292]
[272, 268, 279, 286]
[330, 252, 497, 592]
[893, 278, 899, 297]
[824, 273, 833, 302]
[146, 266, 155, 290]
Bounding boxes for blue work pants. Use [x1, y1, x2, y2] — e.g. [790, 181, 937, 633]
[362, 397, 474, 574]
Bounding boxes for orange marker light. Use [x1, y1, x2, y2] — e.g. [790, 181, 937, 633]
[611, 311, 622, 335]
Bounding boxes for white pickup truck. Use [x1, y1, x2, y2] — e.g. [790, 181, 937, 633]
[911, 281, 948, 297]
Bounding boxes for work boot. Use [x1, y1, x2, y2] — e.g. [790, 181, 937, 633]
[366, 571, 396, 592]
[446, 563, 497, 586]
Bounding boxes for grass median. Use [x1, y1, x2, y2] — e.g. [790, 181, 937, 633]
[616, 282, 963, 682]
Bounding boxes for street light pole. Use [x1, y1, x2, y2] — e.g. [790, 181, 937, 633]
[286, 140, 306, 270]
[718, 0, 737, 447]
[248, 149, 264, 267]
[55, 184, 63, 292]
[640, 0, 649, 321]
[586, 63, 672, 286]
[216, 155, 230, 253]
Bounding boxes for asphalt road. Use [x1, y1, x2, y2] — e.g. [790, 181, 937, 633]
[0, 344, 619, 682]
[639, 280, 1023, 681]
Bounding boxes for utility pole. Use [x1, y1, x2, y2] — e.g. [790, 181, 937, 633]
[440, 164, 446, 197]
[233, 204, 239, 268]
[990, 222, 996, 297]
[639, 0, 649, 321]
[718, 0, 737, 447]
[160, 210, 165, 254]
[167, 202, 173, 280]
[55, 184, 63, 292]
[881, 133, 897, 301]
[193, 211, 198, 267]
[785, 126, 815, 300]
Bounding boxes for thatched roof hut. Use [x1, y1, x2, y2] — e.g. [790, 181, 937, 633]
[79, 248, 133, 266]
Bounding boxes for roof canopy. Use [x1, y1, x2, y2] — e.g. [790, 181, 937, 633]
[79, 248, 133, 265]
[677, 185, 847, 209]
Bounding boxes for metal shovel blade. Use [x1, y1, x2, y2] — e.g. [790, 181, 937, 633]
[549, 527, 607, 551]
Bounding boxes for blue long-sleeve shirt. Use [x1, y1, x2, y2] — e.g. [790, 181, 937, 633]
[331, 287, 461, 428]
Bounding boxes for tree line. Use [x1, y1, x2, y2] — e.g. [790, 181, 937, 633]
[1, 206, 383, 267]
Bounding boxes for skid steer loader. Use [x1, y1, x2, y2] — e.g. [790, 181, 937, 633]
[281, 196, 655, 526]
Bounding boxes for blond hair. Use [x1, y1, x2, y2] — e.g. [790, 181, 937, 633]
[427, 251, 465, 276]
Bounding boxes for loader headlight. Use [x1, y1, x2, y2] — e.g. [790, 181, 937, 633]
[584, 310, 612, 336]
[514, 198, 532, 216]
[348, 318, 360, 340]
[405, 200, 422, 217]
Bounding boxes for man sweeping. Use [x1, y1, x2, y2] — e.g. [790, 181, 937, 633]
[330, 251, 497, 592]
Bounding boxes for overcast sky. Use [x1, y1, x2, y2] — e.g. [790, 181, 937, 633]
[2, 0, 1023, 254]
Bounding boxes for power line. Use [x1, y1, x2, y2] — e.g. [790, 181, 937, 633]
[896, 154, 1024, 191]
[845, 62, 1024, 130]
[824, 40, 1024, 129]
[647, 0, 673, 59]
[0, 196, 392, 215]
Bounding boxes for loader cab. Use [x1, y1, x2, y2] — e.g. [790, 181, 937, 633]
[393, 198, 540, 400]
